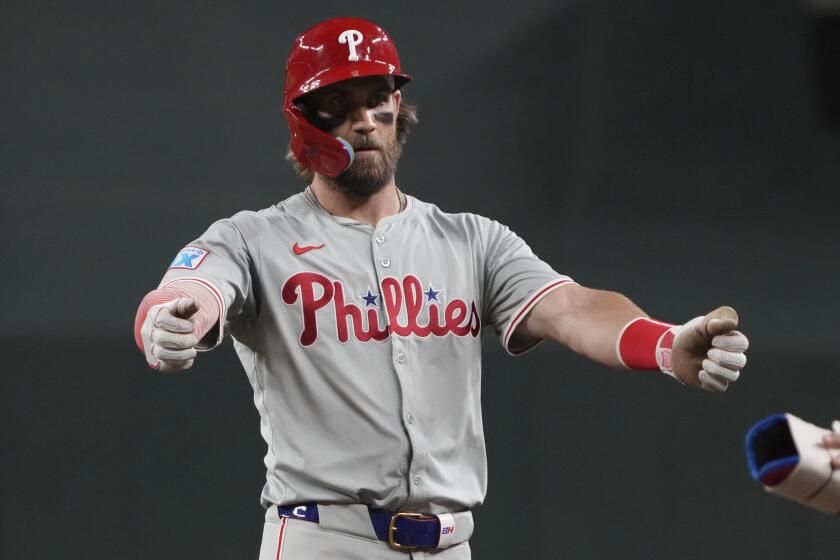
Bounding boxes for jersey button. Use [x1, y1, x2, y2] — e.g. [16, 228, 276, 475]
[413, 475, 422, 486]
[380, 258, 391, 268]
[396, 352, 407, 363]
[375, 233, 386, 244]
[406, 413, 415, 424]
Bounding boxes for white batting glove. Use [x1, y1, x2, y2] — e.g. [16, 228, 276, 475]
[140, 297, 200, 373]
[658, 306, 749, 392]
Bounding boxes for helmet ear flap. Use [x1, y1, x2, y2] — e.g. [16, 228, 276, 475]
[285, 103, 355, 178]
[294, 101, 321, 129]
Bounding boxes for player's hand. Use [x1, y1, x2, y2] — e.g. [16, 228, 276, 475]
[669, 306, 749, 392]
[140, 297, 200, 373]
[823, 421, 840, 469]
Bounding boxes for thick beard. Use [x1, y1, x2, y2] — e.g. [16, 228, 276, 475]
[330, 135, 402, 197]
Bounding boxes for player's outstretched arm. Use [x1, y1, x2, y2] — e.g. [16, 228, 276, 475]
[517, 283, 749, 392]
[133, 281, 222, 373]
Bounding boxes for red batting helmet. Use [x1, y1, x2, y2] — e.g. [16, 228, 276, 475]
[284, 17, 412, 177]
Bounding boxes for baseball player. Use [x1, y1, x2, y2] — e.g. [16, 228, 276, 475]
[134, 17, 750, 559]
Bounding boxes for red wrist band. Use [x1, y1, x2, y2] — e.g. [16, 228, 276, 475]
[617, 317, 675, 370]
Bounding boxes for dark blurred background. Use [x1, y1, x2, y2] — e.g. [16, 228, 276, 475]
[2, 0, 839, 558]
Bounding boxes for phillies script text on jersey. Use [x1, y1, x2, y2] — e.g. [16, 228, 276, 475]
[281, 272, 481, 346]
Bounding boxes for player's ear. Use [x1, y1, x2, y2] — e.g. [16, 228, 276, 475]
[393, 89, 401, 113]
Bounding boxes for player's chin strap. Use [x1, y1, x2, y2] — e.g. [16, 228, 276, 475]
[745, 413, 840, 514]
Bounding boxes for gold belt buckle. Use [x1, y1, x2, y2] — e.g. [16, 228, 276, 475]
[388, 512, 435, 551]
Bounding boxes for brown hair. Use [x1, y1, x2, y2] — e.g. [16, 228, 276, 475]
[285, 100, 419, 183]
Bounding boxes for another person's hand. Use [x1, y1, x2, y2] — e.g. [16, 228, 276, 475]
[140, 297, 200, 373]
[822, 420, 840, 469]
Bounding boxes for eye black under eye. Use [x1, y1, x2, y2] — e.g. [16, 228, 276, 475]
[314, 113, 344, 130]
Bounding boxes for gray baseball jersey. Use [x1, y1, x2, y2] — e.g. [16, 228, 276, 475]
[158, 189, 572, 513]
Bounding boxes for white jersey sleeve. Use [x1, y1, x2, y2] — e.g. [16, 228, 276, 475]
[478, 218, 574, 355]
[158, 217, 256, 347]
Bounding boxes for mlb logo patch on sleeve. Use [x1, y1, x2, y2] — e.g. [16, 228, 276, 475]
[169, 246, 209, 270]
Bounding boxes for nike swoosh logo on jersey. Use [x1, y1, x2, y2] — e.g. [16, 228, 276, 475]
[293, 242, 326, 255]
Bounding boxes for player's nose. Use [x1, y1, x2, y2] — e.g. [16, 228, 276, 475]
[350, 106, 377, 134]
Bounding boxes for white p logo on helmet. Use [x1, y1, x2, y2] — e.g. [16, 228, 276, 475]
[338, 29, 364, 61]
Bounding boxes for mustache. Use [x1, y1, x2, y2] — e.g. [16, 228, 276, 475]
[350, 139, 382, 151]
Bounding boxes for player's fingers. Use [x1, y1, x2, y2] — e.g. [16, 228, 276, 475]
[152, 329, 198, 350]
[833, 420, 840, 433]
[699, 370, 729, 393]
[711, 330, 749, 352]
[157, 358, 194, 374]
[167, 297, 199, 319]
[707, 348, 747, 370]
[702, 306, 739, 338]
[151, 345, 197, 362]
[154, 309, 195, 333]
[705, 318, 737, 337]
[702, 359, 740, 382]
